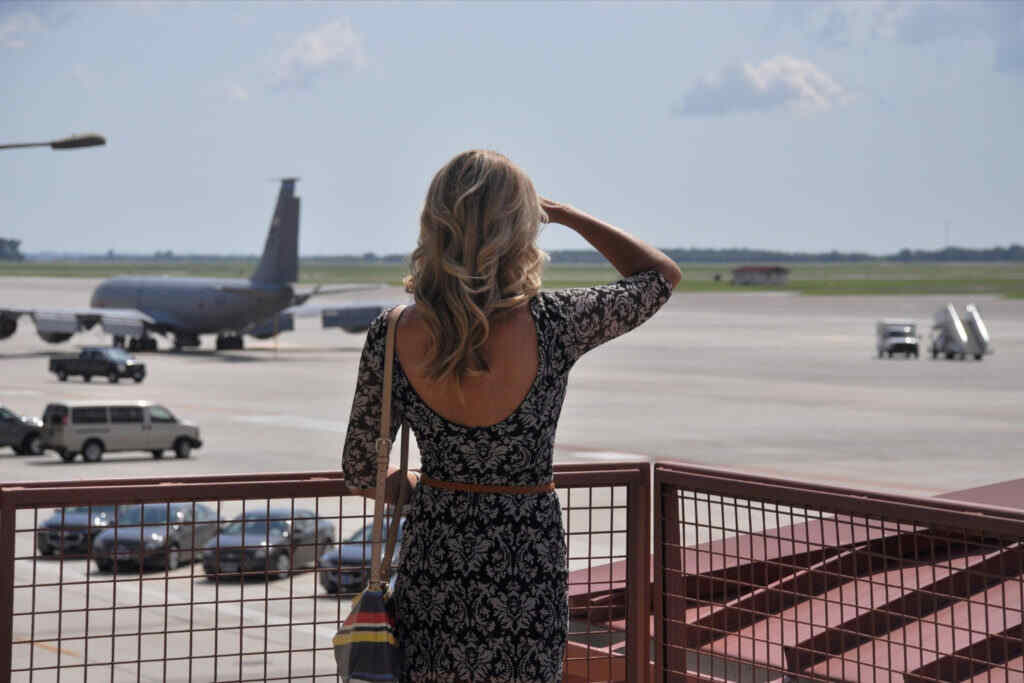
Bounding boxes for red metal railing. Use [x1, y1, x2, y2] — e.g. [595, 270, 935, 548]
[654, 462, 1024, 683]
[0, 463, 651, 682]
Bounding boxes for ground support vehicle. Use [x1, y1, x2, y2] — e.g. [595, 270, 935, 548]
[49, 347, 146, 383]
[40, 401, 202, 462]
[876, 321, 919, 358]
[202, 509, 334, 580]
[930, 303, 992, 360]
[0, 406, 43, 455]
[91, 502, 218, 572]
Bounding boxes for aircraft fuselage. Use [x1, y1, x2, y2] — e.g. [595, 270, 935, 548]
[90, 276, 293, 335]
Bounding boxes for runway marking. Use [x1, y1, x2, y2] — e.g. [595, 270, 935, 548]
[233, 415, 345, 433]
[17, 559, 343, 647]
[13, 635, 81, 658]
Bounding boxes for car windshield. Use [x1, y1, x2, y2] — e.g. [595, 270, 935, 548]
[345, 520, 403, 543]
[221, 519, 290, 536]
[102, 349, 132, 361]
[115, 504, 173, 524]
[61, 505, 117, 517]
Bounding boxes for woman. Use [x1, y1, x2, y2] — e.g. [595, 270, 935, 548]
[343, 150, 681, 682]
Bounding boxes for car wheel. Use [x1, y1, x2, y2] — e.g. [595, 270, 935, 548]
[83, 374, 91, 382]
[152, 450, 164, 459]
[273, 552, 290, 579]
[132, 370, 145, 383]
[173, 439, 192, 459]
[975, 354, 983, 360]
[107, 371, 119, 383]
[166, 545, 181, 571]
[82, 440, 104, 463]
[59, 451, 76, 463]
[57, 369, 68, 382]
[21, 434, 42, 456]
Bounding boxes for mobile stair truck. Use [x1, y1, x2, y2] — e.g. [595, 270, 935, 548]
[929, 303, 992, 360]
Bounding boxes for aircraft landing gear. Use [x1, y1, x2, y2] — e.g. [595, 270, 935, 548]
[216, 334, 244, 351]
[127, 336, 158, 352]
[172, 333, 200, 351]
[112, 335, 125, 348]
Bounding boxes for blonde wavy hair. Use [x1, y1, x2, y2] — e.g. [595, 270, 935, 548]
[403, 150, 548, 384]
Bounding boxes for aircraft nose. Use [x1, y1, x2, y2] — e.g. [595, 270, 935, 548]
[90, 283, 106, 307]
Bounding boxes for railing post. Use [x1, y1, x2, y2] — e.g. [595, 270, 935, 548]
[0, 495, 15, 683]
[627, 462, 652, 683]
[656, 466, 685, 682]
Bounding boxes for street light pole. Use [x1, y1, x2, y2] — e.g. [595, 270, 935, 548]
[0, 133, 106, 150]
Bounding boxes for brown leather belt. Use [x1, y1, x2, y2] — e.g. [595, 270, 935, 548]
[419, 475, 555, 495]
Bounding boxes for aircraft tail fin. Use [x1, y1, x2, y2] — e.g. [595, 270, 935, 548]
[251, 179, 300, 285]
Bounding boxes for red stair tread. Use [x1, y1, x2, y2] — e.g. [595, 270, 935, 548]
[805, 578, 1024, 682]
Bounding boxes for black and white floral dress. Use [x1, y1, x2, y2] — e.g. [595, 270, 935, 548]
[342, 269, 672, 683]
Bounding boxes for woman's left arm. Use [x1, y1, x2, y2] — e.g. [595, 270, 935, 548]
[342, 312, 418, 501]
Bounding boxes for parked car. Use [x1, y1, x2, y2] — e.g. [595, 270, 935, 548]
[318, 518, 405, 594]
[0, 405, 43, 455]
[40, 401, 201, 462]
[202, 509, 334, 580]
[91, 502, 218, 572]
[36, 505, 118, 556]
[49, 347, 146, 383]
[876, 321, 919, 358]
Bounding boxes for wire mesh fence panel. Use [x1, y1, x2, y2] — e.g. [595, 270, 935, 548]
[1, 465, 650, 683]
[654, 463, 1024, 683]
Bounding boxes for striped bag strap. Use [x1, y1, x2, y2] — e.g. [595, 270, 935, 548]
[370, 305, 407, 587]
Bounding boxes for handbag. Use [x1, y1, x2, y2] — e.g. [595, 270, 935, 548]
[334, 305, 411, 682]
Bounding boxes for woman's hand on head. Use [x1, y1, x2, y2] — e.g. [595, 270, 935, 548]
[539, 197, 574, 226]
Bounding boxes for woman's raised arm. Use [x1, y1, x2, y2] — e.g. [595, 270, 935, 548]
[540, 198, 682, 289]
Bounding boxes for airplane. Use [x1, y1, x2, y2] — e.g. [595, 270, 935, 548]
[0, 179, 385, 351]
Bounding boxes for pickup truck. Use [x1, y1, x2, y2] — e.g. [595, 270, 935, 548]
[49, 347, 147, 383]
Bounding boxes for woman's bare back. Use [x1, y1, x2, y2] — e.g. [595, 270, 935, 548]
[395, 303, 539, 428]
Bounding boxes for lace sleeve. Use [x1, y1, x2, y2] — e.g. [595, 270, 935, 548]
[545, 269, 673, 366]
[342, 310, 402, 489]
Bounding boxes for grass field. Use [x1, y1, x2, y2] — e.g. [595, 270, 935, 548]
[2, 260, 1023, 298]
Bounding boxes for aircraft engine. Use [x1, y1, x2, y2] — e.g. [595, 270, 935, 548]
[0, 316, 16, 340]
[38, 331, 73, 344]
[247, 313, 295, 339]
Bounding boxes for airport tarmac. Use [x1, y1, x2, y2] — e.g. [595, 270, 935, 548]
[1, 276, 1022, 496]
[3, 275, 1023, 680]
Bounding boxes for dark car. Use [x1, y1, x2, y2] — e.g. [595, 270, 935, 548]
[318, 518, 405, 594]
[91, 502, 218, 572]
[202, 509, 334, 580]
[49, 347, 146, 383]
[0, 405, 43, 455]
[36, 504, 118, 556]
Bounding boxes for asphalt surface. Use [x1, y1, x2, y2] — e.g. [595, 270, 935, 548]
[2, 276, 1022, 680]
[1, 276, 1022, 495]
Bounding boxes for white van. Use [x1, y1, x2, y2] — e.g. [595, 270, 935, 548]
[41, 401, 202, 463]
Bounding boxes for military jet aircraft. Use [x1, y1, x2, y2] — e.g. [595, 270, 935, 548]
[0, 179, 384, 351]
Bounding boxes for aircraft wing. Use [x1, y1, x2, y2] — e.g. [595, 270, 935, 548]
[290, 283, 386, 306]
[0, 307, 156, 341]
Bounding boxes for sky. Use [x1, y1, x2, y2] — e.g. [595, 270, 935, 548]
[2, 1, 1022, 257]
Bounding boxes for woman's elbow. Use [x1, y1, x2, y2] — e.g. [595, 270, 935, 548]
[661, 260, 683, 290]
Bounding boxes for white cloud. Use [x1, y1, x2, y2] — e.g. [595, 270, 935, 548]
[226, 82, 249, 102]
[674, 56, 848, 117]
[271, 19, 367, 89]
[0, 10, 44, 49]
[778, 1, 1024, 75]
